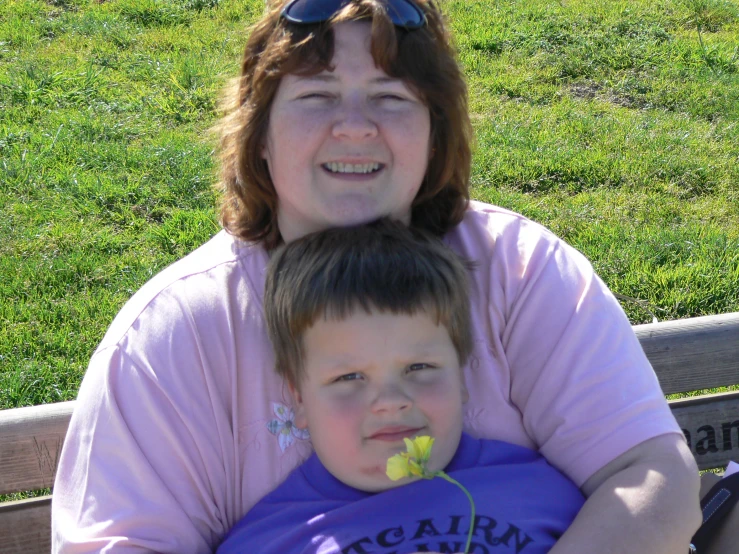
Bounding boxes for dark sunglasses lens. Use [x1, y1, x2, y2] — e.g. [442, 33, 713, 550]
[282, 0, 424, 28]
[384, 0, 425, 28]
[283, 0, 350, 23]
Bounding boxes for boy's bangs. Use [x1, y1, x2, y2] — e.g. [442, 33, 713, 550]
[319, 297, 450, 327]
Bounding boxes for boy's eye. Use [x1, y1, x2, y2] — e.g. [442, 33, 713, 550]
[408, 363, 433, 372]
[334, 372, 362, 382]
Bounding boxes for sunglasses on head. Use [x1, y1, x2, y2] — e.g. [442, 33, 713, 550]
[280, 0, 426, 29]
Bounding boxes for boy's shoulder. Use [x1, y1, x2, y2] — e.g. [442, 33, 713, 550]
[229, 452, 359, 546]
[251, 452, 363, 509]
[447, 432, 543, 471]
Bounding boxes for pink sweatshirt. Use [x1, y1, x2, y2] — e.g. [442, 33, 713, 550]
[52, 201, 681, 552]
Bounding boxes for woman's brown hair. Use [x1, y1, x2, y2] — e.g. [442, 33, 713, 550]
[216, 0, 472, 249]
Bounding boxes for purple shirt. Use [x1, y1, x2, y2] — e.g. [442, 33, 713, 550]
[217, 434, 585, 554]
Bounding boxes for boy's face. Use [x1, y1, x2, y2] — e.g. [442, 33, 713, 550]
[289, 309, 468, 492]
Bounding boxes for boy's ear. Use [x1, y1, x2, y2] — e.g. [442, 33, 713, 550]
[287, 379, 308, 429]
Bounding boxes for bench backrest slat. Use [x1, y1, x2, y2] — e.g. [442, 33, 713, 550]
[0, 496, 51, 554]
[0, 402, 74, 497]
[669, 391, 739, 470]
[634, 312, 739, 395]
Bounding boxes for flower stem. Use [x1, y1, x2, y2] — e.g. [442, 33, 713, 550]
[436, 471, 475, 554]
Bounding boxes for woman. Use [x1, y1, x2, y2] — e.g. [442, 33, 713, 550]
[51, 1, 700, 552]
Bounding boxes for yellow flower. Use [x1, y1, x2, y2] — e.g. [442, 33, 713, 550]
[385, 435, 477, 554]
[404, 436, 434, 463]
[385, 436, 436, 481]
[386, 454, 412, 481]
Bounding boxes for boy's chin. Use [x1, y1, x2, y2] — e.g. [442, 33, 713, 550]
[356, 475, 421, 493]
[341, 465, 420, 493]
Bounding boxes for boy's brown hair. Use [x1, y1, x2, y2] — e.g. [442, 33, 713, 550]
[264, 218, 473, 388]
[217, 0, 472, 249]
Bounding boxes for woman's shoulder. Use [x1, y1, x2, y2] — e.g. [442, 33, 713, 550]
[445, 200, 563, 258]
[444, 200, 587, 282]
[97, 230, 269, 352]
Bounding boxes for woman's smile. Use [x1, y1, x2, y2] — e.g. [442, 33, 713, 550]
[321, 160, 385, 180]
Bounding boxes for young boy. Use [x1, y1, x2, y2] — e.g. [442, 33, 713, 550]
[217, 219, 585, 554]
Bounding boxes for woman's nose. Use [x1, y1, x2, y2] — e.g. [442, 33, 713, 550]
[332, 98, 378, 140]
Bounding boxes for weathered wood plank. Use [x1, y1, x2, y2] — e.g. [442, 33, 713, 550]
[0, 496, 51, 554]
[0, 402, 74, 496]
[669, 391, 739, 470]
[635, 312, 739, 396]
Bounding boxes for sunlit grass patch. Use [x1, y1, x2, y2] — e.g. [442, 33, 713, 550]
[1, 0, 738, 409]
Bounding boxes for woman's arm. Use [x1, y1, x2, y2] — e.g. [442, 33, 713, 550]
[52, 346, 230, 553]
[550, 433, 701, 554]
[452, 206, 702, 551]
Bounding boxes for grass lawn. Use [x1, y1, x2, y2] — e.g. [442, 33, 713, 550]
[1, 0, 738, 410]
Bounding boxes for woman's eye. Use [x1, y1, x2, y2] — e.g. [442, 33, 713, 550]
[377, 93, 406, 102]
[299, 92, 333, 100]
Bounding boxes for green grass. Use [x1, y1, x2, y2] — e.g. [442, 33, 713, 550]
[1, 0, 738, 410]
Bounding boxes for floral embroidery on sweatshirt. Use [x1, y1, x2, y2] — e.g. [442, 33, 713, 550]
[267, 402, 310, 452]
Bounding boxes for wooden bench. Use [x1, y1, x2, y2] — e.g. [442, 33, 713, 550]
[2, 312, 738, 554]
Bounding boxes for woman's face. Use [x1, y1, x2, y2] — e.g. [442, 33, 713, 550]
[263, 21, 432, 243]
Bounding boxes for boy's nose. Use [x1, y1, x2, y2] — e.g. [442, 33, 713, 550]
[370, 384, 412, 413]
